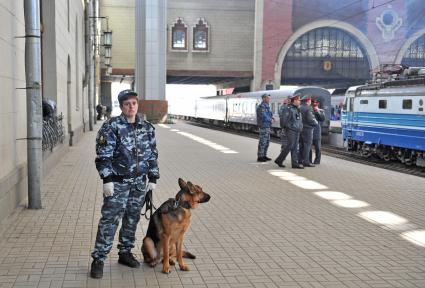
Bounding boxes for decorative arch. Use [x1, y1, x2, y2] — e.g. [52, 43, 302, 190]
[67, 55, 72, 145]
[395, 28, 425, 65]
[273, 20, 379, 88]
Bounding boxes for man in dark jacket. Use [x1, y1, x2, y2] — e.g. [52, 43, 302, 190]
[298, 95, 318, 167]
[310, 99, 326, 164]
[274, 94, 304, 168]
[256, 93, 273, 162]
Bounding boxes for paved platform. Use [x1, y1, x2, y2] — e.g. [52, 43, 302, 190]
[1, 120, 425, 288]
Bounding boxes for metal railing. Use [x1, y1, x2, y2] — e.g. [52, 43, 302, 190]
[42, 113, 65, 152]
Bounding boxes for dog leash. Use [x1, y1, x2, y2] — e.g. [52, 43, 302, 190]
[141, 189, 157, 220]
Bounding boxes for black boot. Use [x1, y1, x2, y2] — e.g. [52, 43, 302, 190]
[90, 259, 104, 279]
[257, 157, 267, 162]
[118, 252, 140, 268]
[274, 159, 285, 168]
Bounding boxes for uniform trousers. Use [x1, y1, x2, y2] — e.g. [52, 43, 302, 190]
[91, 180, 146, 261]
[275, 129, 300, 166]
[257, 127, 271, 158]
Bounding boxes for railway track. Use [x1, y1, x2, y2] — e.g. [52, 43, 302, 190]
[183, 120, 425, 178]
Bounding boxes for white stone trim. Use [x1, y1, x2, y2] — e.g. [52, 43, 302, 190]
[192, 17, 210, 53]
[273, 20, 380, 87]
[394, 28, 425, 64]
[169, 17, 189, 53]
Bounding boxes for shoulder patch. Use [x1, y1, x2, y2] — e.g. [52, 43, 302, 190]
[98, 134, 107, 145]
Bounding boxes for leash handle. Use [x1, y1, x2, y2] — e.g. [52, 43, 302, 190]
[141, 189, 156, 220]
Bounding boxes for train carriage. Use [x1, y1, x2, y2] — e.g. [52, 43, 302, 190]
[171, 85, 331, 137]
[342, 80, 425, 167]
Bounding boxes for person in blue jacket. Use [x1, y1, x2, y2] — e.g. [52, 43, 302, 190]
[256, 93, 273, 162]
[90, 89, 160, 279]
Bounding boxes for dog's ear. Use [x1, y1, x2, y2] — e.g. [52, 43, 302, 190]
[187, 182, 194, 195]
[178, 178, 187, 189]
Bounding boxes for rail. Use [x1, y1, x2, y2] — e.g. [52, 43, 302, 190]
[42, 113, 65, 152]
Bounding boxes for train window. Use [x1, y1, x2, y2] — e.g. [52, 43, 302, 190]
[360, 99, 368, 104]
[378, 100, 387, 109]
[271, 103, 276, 113]
[402, 99, 412, 109]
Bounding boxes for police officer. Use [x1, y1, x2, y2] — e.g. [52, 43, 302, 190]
[256, 93, 273, 162]
[310, 99, 325, 164]
[298, 95, 318, 167]
[90, 89, 160, 279]
[274, 94, 304, 169]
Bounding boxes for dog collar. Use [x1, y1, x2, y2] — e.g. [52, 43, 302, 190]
[173, 199, 191, 209]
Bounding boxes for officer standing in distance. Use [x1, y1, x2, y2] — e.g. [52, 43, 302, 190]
[310, 99, 325, 164]
[274, 94, 304, 169]
[298, 95, 318, 167]
[90, 89, 160, 279]
[256, 93, 273, 162]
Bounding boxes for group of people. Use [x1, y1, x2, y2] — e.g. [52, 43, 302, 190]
[89, 89, 325, 279]
[256, 93, 325, 169]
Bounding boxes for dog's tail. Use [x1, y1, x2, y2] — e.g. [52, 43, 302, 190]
[183, 251, 196, 259]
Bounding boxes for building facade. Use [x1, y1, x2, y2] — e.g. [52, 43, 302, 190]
[0, 0, 88, 222]
[101, 0, 425, 92]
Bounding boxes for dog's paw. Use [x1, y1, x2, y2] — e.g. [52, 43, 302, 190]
[169, 259, 175, 266]
[179, 264, 189, 271]
[149, 261, 156, 268]
[162, 266, 171, 274]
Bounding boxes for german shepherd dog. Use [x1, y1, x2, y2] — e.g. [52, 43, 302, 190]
[142, 178, 211, 274]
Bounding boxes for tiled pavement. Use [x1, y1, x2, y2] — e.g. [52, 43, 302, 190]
[1, 120, 425, 288]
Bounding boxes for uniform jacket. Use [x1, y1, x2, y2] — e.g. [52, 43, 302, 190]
[300, 103, 318, 130]
[95, 114, 160, 183]
[256, 102, 273, 128]
[279, 103, 303, 132]
[313, 108, 325, 140]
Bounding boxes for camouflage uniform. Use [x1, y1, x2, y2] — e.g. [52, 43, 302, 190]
[256, 102, 273, 158]
[91, 114, 159, 261]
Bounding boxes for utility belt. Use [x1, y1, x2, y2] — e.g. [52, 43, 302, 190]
[110, 172, 145, 183]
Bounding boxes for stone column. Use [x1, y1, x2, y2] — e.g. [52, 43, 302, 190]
[135, 0, 168, 123]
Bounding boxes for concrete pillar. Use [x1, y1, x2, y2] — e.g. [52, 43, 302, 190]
[252, 0, 264, 91]
[135, 0, 168, 123]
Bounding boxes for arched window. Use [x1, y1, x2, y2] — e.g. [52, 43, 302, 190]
[282, 27, 371, 87]
[401, 34, 425, 67]
[171, 18, 187, 51]
[193, 18, 209, 52]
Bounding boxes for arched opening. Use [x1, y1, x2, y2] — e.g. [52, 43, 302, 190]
[281, 27, 371, 87]
[401, 33, 425, 67]
[67, 56, 72, 146]
[75, 17, 80, 111]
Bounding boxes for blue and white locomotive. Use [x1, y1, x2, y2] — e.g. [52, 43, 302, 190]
[342, 77, 425, 167]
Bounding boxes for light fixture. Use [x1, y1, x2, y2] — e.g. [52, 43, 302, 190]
[104, 46, 112, 58]
[104, 57, 111, 66]
[103, 30, 112, 47]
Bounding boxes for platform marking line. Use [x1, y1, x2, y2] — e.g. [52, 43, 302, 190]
[157, 124, 170, 128]
[175, 131, 238, 154]
[267, 169, 425, 247]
